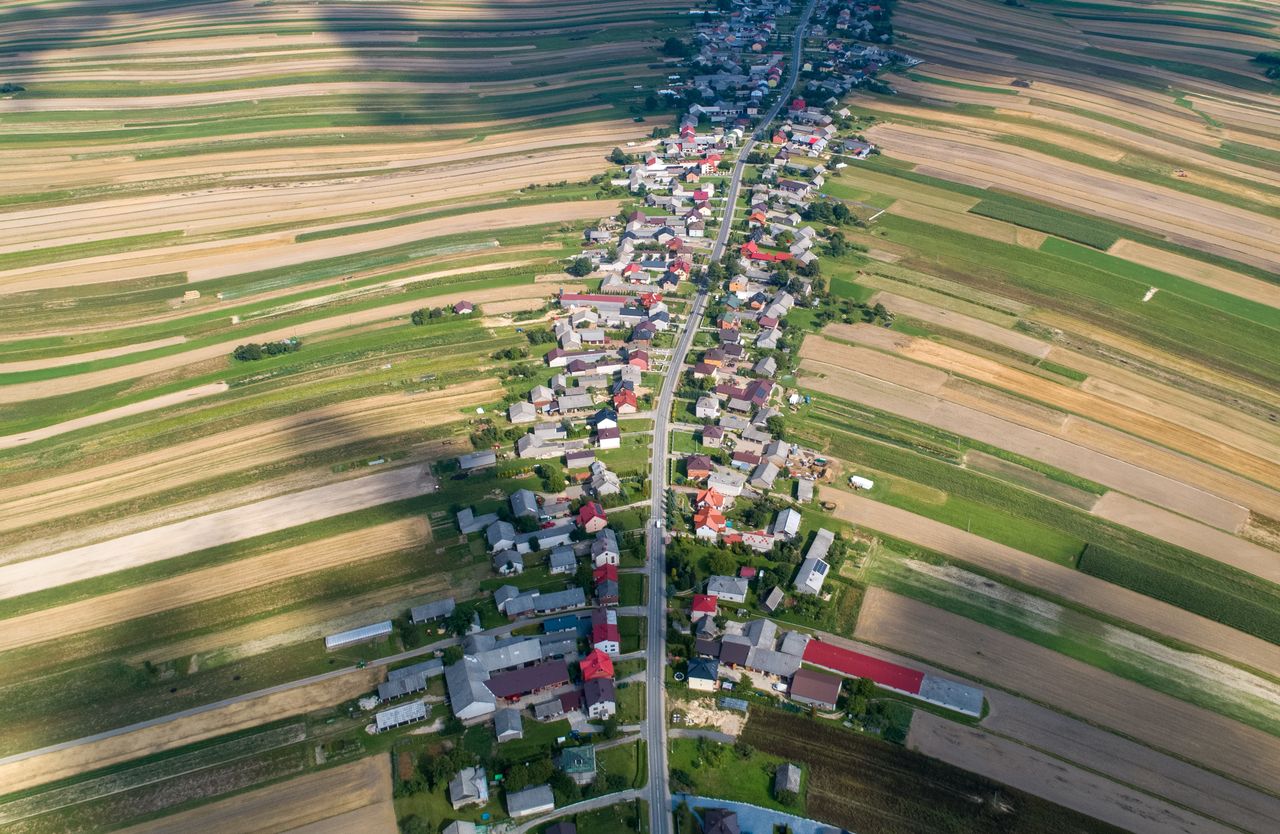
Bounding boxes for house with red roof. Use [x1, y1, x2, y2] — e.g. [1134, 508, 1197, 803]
[577, 502, 608, 534]
[740, 241, 791, 263]
[613, 389, 638, 414]
[453, 300, 475, 315]
[686, 455, 714, 480]
[691, 594, 718, 619]
[627, 351, 650, 371]
[694, 506, 727, 539]
[593, 563, 619, 583]
[591, 607, 621, 656]
[695, 487, 725, 509]
[580, 648, 615, 681]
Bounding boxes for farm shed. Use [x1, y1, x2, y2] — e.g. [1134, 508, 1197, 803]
[374, 700, 427, 733]
[458, 450, 498, 471]
[410, 597, 456, 623]
[495, 708, 525, 743]
[789, 668, 842, 710]
[324, 620, 392, 651]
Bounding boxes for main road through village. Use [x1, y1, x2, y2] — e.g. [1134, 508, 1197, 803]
[644, 4, 816, 832]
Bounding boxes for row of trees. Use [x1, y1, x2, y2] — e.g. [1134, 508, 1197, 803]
[231, 338, 299, 361]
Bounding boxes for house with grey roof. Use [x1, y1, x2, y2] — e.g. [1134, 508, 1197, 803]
[486, 520, 517, 552]
[457, 507, 499, 535]
[445, 657, 497, 721]
[506, 784, 556, 819]
[493, 549, 524, 575]
[753, 356, 777, 378]
[509, 402, 537, 424]
[495, 708, 524, 743]
[410, 597, 455, 624]
[449, 766, 490, 809]
[443, 821, 478, 834]
[770, 508, 801, 540]
[775, 763, 802, 795]
[510, 489, 539, 518]
[548, 546, 577, 575]
[749, 460, 780, 490]
[707, 575, 749, 603]
[794, 556, 829, 596]
[707, 470, 746, 497]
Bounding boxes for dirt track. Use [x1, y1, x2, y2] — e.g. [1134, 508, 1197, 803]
[0, 382, 229, 450]
[907, 713, 1231, 834]
[856, 589, 1280, 795]
[0, 667, 381, 795]
[0, 380, 497, 534]
[0, 464, 437, 600]
[0, 518, 428, 654]
[116, 752, 395, 834]
[825, 490, 1280, 676]
[1091, 492, 1280, 583]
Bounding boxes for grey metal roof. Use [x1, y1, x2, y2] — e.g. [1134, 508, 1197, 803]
[474, 637, 542, 673]
[918, 674, 985, 717]
[511, 489, 540, 518]
[445, 657, 496, 718]
[458, 450, 497, 470]
[745, 647, 802, 677]
[324, 620, 392, 650]
[507, 784, 555, 817]
[495, 708, 524, 740]
[707, 575, 749, 598]
[779, 631, 810, 657]
[806, 528, 835, 561]
[744, 619, 777, 648]
[410, 597, 456, 623]
[486, 520, 516, 549]
[388, 658, 444, 683]
[535, 587, 587, 612]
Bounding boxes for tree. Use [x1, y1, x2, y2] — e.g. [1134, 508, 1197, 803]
[443, 608, 473, 637]
[605, 773, 629, 792]
[602, 715, 621, 739]
[776, 789, 799, 807]
[707, 549, 737, 577]
[399, 815, 432, 834]
[609, 147, 633, 166]
[442, 645, 464, 665]
[662, 37, 689, 58]
[232, 343, 263, 361]
[565, 256, 593, 277]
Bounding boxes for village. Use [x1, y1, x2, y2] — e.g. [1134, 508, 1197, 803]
[307, 5, 981, 830]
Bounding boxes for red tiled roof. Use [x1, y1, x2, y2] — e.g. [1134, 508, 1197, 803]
[692, 594, 718, 614]
[802, 640, 924, 694]
[581, 649, 615, 681]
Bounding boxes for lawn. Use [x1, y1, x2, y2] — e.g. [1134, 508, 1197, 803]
[668, 737, 800, 813]
[618, 617, 647, 655]
[620, 574, 648, 607]
[597, 739, 648, 789]
[617, 682, 646, 724]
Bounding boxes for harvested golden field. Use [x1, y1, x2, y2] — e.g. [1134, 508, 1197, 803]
[825, 492, 1280, 676]
[0, 668, 382, 795]
[116, 755, 396, 834]
[867, 292, 1051, 359]
[0, 464, 437, 599]
[809, 330, 1280, 522]
[798, 338, 1251, 532]
[856, 589, 1280, 795]
[0, 518, 428, 654]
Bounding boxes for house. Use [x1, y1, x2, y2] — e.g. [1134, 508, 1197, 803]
[794, 556, 829, 596]
[454, 301, 475, 315]
[703, 809, 740, 834]
[449, 766, 490, 809]
[613, 389, 638, 414]
[775, 763, 802, 796]
[509, 402, 537, 424]
[701, 425, 724, 447]
[695, 487, 726, 510]
[495, 708, 524, 743]
[695, 396, 720, 419]
[686, 454, 714, 480]
[749, 460, 780, 490]
[445, 657, 497, 720]
[443, 821, 478, 834]
[548, 546, 577, 575]
[529, 384, 556, 406]
[594, 577, 620, 606]
[596, 426, 621, 450]
[589, 462, 622, 498]
[592, 607, 621, 655]
[789, 668, 842, 710]
[756, 329, 780, 350]
[693, 362, 719, 380]
[578, 502, 609, 533]
[707, 470, 746, 497]
[592, 409, 619, 430]
[707, 575, 749, 604]
[694, 506, 727, 539]
[457, 508, 498, 535]
[566, 449, 596, 469]
[770, 508, 801, 539]
[753, 356, 777, 378]
[592, 528, 621, 566]
[559, 746, 597, 786]
[506, 784, 556, 819]
[510, 489, 539, 519]
[493, 549, 524, 576]
[486, 520, 517, 552]
[584, 677, 617, 719]
[687, 657, 720, 692]
[580, 648, 615, 681]
[691, 594, 718, 620]
[458, 450, 497, 472]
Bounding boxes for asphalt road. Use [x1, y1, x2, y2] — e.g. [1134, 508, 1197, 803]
[643, 5, 815, 833]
